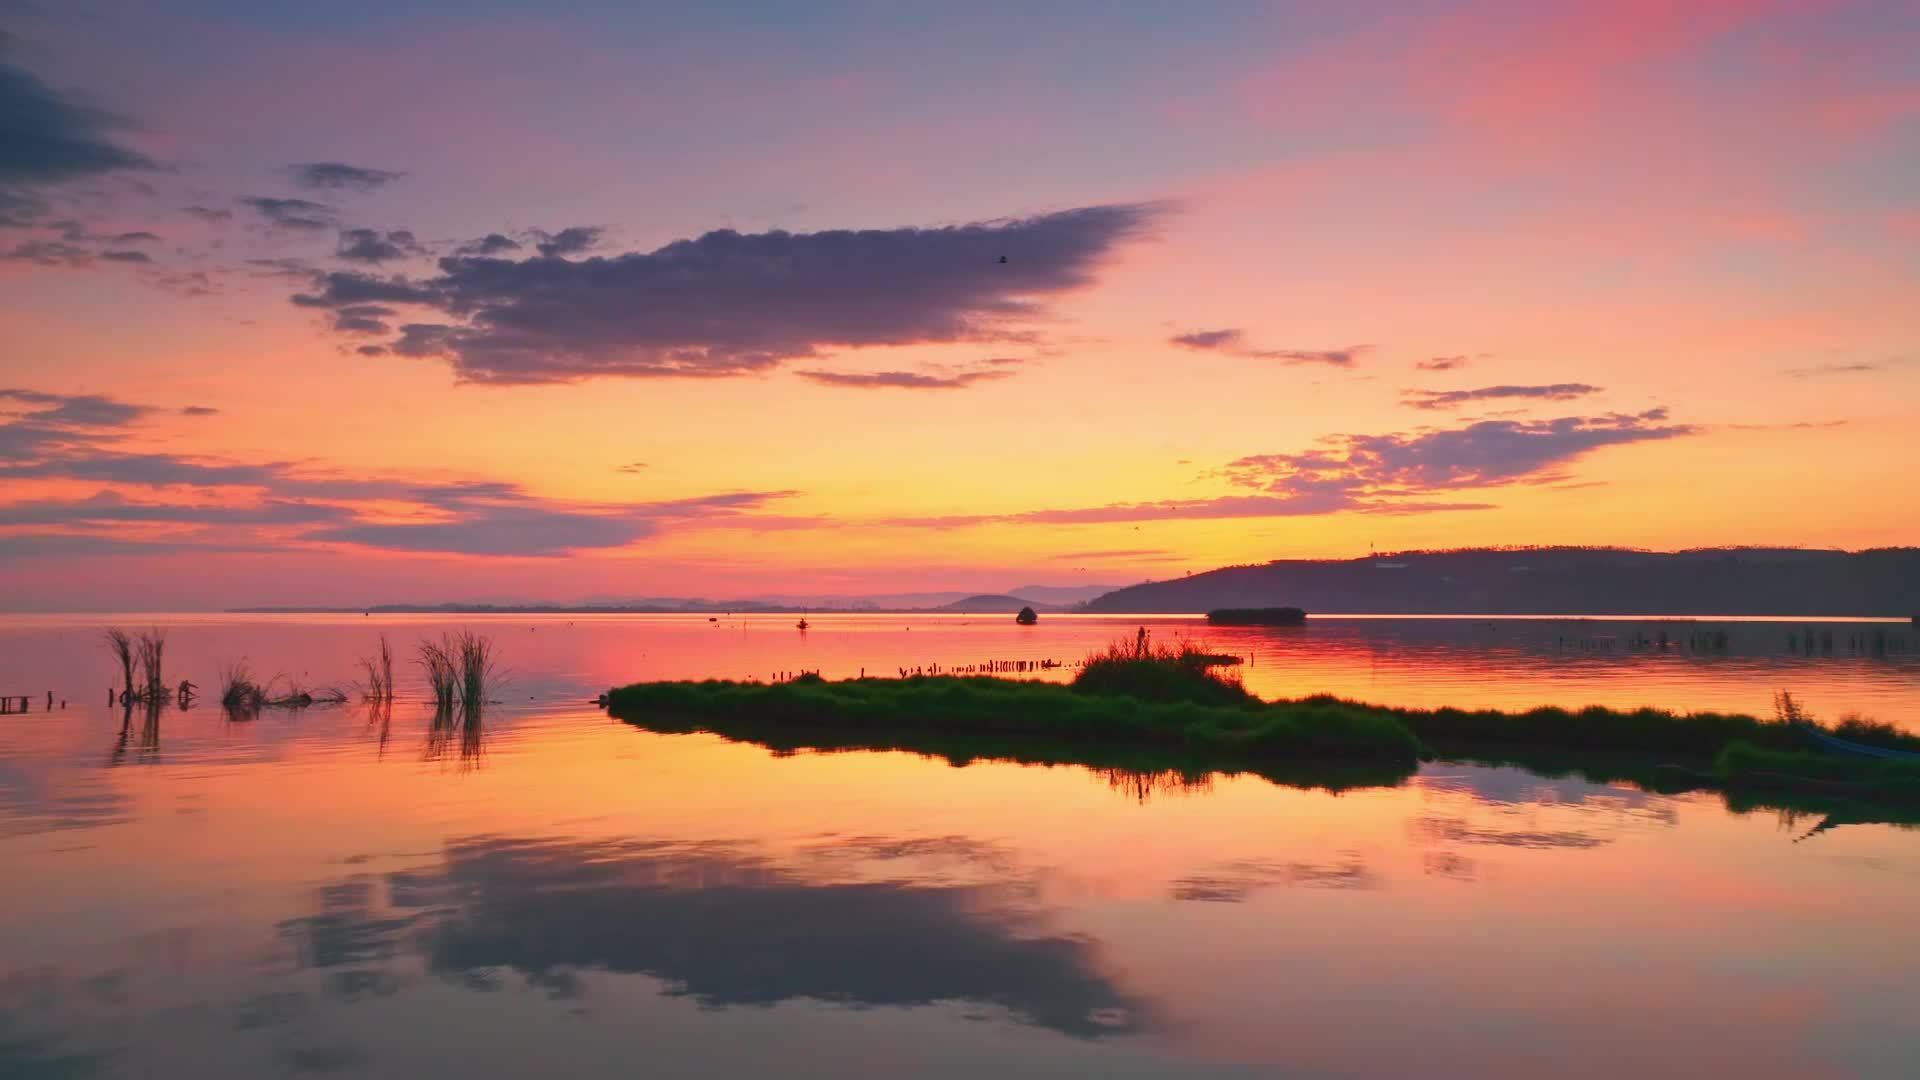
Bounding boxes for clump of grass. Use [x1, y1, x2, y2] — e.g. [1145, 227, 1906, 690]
[104, 629, 136, 700]
[105, 628, 172, 703]
[606, 667, 1920, 782]
[417, 637, 459, 711]
[135, 629, 166, 699]
[1833, 713, 1910, 747]
[217, 664, 348, 713]
[359, 635, 395, 702]
[416, 630, 498, 714]
[220, 660, 265, 714]
[1774, 690, 1812, 725]
[1715, 741, 1920, 804]
[455, 630, 496, 711]
[605, 674, 1422, 764]
[1071, 628, 1253, 707]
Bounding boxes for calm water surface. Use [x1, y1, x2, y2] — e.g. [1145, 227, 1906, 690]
[1, 613, 1916, 1078]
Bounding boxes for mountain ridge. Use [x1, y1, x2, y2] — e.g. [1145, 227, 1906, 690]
[1081, 547, 1920, 617]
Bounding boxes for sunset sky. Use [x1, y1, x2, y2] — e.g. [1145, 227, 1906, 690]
[2, 1, 1915, 610]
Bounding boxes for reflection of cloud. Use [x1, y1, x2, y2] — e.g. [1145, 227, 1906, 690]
[796, 832, 1020, 884]
[1409, 815, 1608, 850]
[0, 758, 131, 838]
[1417, 764, 1678, 827]
[281, 834, 1152, 1039]
[281, 1045, 368, 1074]
[1423, 851, 1477, 880]
[1170, 853, 1376, 901]
[0, 1017, 100, 1080]
[233, 990, 308, 1031]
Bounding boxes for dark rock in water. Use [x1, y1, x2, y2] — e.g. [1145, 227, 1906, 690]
[1207, 607, 1307, 626]
[1015, 606, 1038, 625]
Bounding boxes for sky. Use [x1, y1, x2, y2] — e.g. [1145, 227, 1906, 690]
[1, 0, 1915, 610]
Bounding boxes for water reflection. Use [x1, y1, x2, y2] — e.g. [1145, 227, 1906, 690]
[279, 834, 1152, 1038]
[1095, 768, 1215, 804]
[1170, 854, 1378, 902]
[0, 759, 128, 838]
[0, 1019, 100, 1080]
[422, 702, 485, 769]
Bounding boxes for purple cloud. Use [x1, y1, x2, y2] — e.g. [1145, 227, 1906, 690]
[0, 45, 156, 226]
[336, 228, 423, 264]
[1170, 329, 1368, 367]
[533, 226, 603, 257]
[454, 232, 521, 257]
[1401, 383, 1603, 410]
[329, 304, 394, 334]
[880, 409, 1696, 527]
[1223, 409, 1697, 499]
[291, 271, 438, 307]
[796, 362, 1020, 390]
[1783, 362, 1879, 378]
[1, 387, 807, 557]
[288, 162, 403, 192]
[311, 204, 1156, 384]
[240, 196, 336, 231]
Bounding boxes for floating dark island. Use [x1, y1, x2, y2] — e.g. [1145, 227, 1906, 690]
[1206, 607, 1307, 626]
[599, 636, 1920, 814]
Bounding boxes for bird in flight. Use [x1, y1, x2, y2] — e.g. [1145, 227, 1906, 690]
[997, 255, 1008, 264]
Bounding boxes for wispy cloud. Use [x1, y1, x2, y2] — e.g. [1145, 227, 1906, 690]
[1782, 362, 1880, 378]
[1170, 329, 1368, 367]
[1415, 355, 1469, 371]
[880, 408, 1696, 527]
[240, 196, 336, 231]
[336, 228, 423, 264]
[1400, 383, 1602, 410]
[453, 232, 521, 257]
[1223, 409, 1696, 501]
[0, 43, 156, 226]
[795, 361, 1020, 390]
[532, 225, 603, 257]
[0, 387, 806, 558]
[287, 162, 403, 192]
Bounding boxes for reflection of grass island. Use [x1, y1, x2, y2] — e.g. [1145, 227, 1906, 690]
[604, 635, 1920, 816]
[1206, 607, 1307, 626]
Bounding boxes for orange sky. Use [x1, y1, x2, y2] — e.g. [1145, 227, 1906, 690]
[1, 2, 1915, 608]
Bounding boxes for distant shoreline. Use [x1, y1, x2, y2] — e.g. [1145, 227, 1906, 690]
[207, 607, 1914, 623]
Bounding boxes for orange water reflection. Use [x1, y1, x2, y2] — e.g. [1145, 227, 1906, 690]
[0, 615, 1917, 1077]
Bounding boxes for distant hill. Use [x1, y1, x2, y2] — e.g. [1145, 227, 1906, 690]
[1082, 547, 1920, 617]
[938, 594, 1048, 614]
[1005, 584, 1121, 607]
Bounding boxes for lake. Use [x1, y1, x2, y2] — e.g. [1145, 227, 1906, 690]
[2, 613, 1917, 1078]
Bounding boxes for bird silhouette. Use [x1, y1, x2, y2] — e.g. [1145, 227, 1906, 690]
[997, 255, 1008, 264]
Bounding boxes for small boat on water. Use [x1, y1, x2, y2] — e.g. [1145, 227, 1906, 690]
[796, 618, 809, 631]
[1796, 723, 1920, 762]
